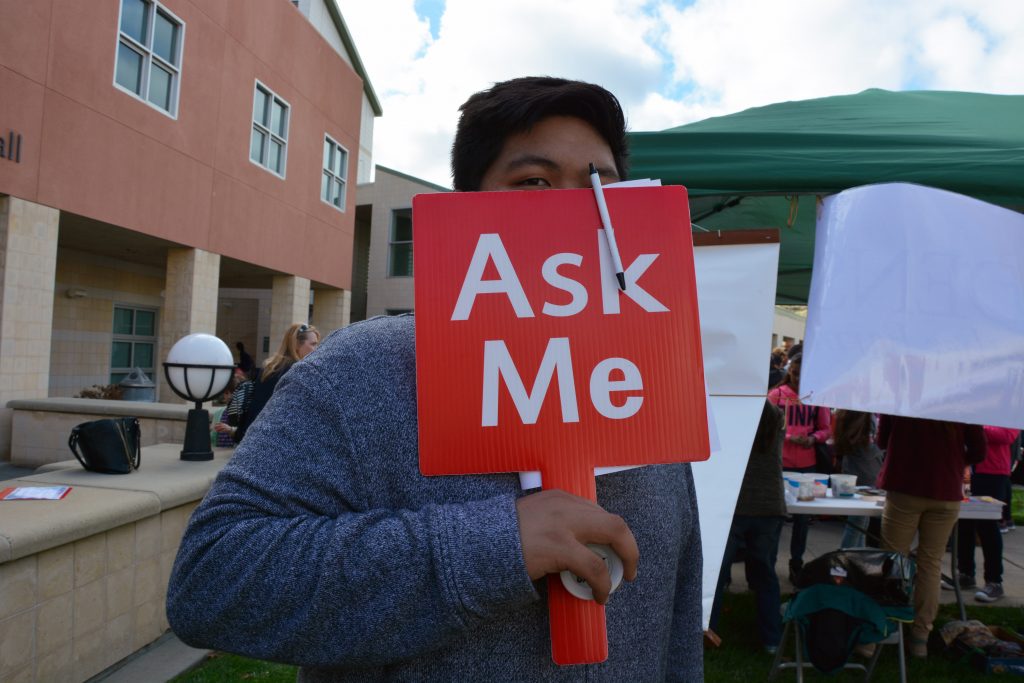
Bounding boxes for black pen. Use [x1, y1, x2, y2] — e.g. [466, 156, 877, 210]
[589, 163, 626, 291]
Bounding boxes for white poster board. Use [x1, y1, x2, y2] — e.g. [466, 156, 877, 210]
[802, 183, 1024, 429]
[691, 234, 780, 627]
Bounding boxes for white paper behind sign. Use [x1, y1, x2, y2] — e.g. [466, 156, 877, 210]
[802, 183, 1024, 430]
[691, 240, 780, 627]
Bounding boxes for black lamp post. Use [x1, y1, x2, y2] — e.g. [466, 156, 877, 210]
[163, 333, 234, 461]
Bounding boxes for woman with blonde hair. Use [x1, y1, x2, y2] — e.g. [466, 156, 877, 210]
[233, 323, 319, 443]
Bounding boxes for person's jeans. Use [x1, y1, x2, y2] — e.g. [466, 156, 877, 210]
[958, 473, 1009, 583]
[710, 515, 785, 647]
[788, 465, 817, 570]
[840, 515, 870, 548]
[881, 491, 960, 641]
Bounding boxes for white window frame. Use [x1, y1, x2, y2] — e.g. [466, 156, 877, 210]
[321, 134, 349, 212]
[250, 80, 290, 178]
[112, 0, 185, 119]
[387, 208, 414, 278]
[110, 304, 159, 385]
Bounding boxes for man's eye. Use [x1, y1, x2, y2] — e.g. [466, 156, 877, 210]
[517, 177, 551, 187]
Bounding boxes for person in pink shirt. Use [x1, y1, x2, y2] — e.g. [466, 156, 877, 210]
[950, 425, 1021, 603]
[767, 353, 831, 582]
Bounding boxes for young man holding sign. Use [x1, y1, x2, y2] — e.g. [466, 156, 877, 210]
[168, 77, 703, 680]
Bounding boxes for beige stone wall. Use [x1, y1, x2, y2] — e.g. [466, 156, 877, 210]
[312, 288, 350, 336]
[10, 409, 186, 468]
[158, 249, 221, 403]
[49, 248, 164, 398]
[0, 502, 197, 682]
[362, 168, 447, 318]
[270, 275, 311, 347]
[0, 197, 59, 459]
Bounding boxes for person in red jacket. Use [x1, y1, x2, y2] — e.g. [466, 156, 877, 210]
[877, 416, 986, 658]
[950, 426, 1021, 602]
[767, 353, 831, 582]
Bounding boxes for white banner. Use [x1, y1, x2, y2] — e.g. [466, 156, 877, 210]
[691, 239, 780, 627]
[802, 182, 1024, 429]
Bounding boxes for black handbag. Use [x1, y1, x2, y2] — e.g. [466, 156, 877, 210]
[797, 548, 914, 606]
[68, 417, 141, 474]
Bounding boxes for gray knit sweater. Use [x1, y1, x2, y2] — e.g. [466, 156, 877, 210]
[166, 315, 703, 681]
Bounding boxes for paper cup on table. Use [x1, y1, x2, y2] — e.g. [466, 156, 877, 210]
[797, 476, 815, 501]
[807, 473, 829, 498]
[831, 474, 857, 497]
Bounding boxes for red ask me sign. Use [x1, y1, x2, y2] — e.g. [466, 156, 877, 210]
[414, 185, 709, 664]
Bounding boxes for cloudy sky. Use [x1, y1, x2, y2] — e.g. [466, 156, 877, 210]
[336, 0, 1022, 188]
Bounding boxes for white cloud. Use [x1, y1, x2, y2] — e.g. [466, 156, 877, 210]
[336, 0, 1023, 187]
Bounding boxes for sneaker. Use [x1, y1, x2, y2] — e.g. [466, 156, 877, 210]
[941, 574, 976, 590]
[976, 582, 1005, 603]
[908, 638, 928, 659]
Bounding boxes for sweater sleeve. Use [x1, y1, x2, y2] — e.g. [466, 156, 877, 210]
[666, 464, 704, 682]
[166, 364, 538, 668]
[811, 406, 831, 443]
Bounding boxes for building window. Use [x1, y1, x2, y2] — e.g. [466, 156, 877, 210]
[388, 209, 413, 277]
[250, 81, 289, 177]
[111, 305, 157, 385]
[321, 135, 348, 211]
[114, 0, 184, 117]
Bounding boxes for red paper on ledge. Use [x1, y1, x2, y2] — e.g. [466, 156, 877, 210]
[414, 186, 709, 665]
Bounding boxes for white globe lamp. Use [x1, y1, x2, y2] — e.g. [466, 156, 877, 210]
[163, 333, 234, 461]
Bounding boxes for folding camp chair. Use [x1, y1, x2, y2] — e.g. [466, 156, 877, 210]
[768, 548, 914, 682]
[768, 584, 911, 682]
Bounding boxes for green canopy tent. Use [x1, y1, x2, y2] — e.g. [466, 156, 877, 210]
[627, 89, 1024, 303]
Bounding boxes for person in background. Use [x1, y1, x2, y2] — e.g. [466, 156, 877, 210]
[235, 341, 255, 376]
[949, 425, 1020, 602]
[768, 353, 831, 583]
[210, 375, 240, 448]
[710, 400, 787, 654]
[877, 416, 986, 658]
[768, 347, 787, 389]
[232, 323, 319, 444]
[833, 410, 883, 548]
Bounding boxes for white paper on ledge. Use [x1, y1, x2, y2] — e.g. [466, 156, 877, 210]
[801, 182, 1024, 429]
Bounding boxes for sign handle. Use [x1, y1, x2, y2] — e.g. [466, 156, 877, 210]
[541, 460, 608, 665]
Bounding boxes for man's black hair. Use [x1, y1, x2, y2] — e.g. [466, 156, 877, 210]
[451, 76, 629, 191]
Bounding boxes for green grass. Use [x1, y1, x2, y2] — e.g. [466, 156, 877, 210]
[169, 652, 296, 682]
[175, 590, 1024, 683]
[1012, 485, 1024, 525]
[708, 591, 1024, 681]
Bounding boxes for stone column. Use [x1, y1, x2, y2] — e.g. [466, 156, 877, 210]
[270, 274, 311, 349]
[312, 288, 350, 336]
[158, 248, 221, 402]
[0, 196, 59, 459]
